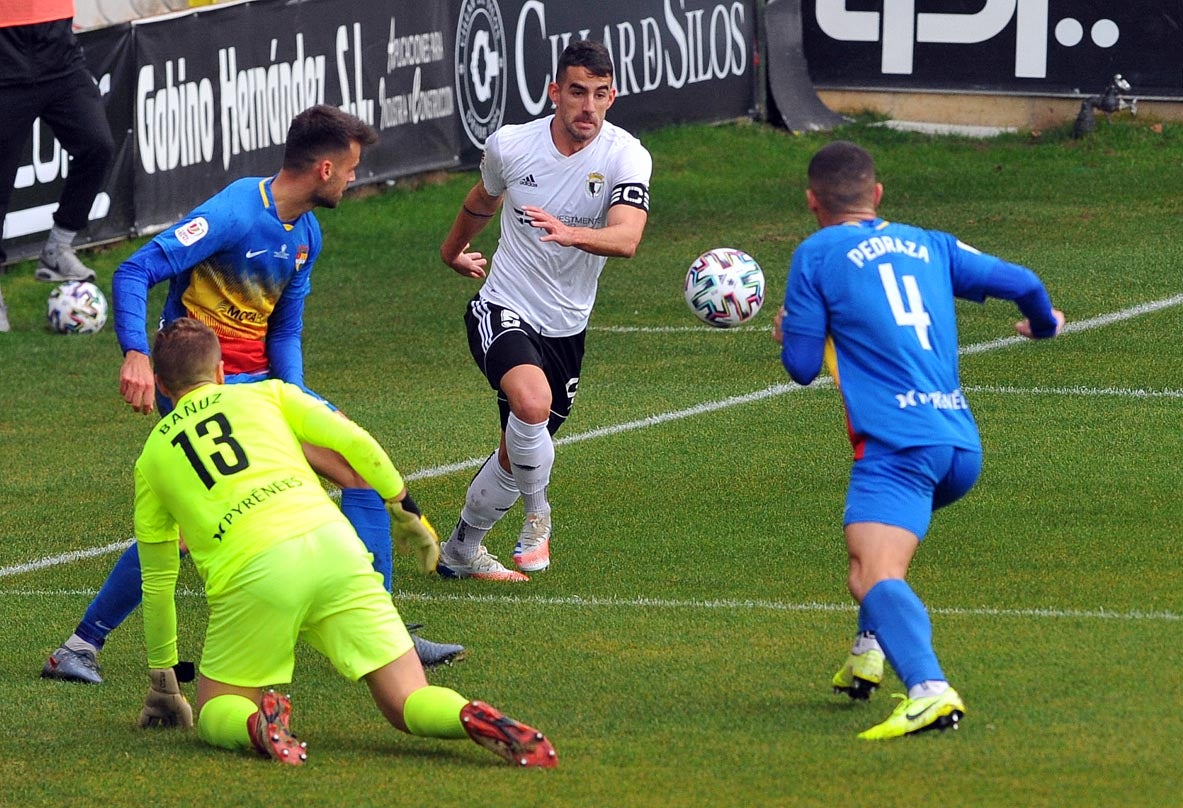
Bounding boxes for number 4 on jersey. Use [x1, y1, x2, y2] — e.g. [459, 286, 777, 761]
[878, 263, 932, 350]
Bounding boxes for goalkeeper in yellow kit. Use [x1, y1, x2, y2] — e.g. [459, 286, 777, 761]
[134, 318, 556, 768]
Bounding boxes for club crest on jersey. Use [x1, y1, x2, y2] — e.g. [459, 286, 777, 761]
[175, 216, 209, 247]
[295, 245, 309, 271]
[586, 172, 605, 198]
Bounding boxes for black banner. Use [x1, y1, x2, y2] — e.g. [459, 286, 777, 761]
[3, 0, 759, 262]
[131, 0, 458, 232]
[803, 1, 1183, 98]
[452, 0, 759, 164]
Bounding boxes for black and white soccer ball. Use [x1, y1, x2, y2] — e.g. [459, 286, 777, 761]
[47, 281, 108, 334]
[684, 247, 765, 328]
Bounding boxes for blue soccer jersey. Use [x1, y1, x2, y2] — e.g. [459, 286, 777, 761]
[781, 218, 1004, 458]
[113, 177, 321, 385]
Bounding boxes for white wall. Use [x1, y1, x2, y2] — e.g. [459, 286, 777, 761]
[74, 0, 199, 30]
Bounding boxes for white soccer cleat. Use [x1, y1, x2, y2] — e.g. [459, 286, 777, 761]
[438, 542, 529, 582]
[513, 513, 551, 572]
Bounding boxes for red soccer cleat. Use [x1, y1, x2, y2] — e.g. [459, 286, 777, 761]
[460, 700, 558, 768]
[250, 689, 308, 766]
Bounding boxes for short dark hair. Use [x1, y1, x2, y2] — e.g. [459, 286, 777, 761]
[282, 104, 378, 172]
[557, 39, 614, 82]
[153, 318, 221, 395]
[807, 141, 877, 213]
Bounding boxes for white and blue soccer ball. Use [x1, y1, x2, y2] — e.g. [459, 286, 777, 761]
[47, 281, 108, 334]
[683, 247, 765, 328]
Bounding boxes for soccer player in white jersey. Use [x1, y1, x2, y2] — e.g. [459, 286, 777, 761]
[437, 39, 652, 581]
[774, 141, 1064, 739]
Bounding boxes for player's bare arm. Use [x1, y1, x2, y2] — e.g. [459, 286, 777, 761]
[441, 181, 502, 279]
[120, 350, 156, 414]
[524, 202, 647, 258]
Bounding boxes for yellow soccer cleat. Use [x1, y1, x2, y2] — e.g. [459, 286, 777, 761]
[832, 649, 885, 700]
[858, 688, 965, 740]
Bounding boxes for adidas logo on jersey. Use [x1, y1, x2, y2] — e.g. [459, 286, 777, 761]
[518, 174, 538, 187]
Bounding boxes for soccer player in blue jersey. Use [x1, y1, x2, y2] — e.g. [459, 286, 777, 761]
[41, 105, 462, 683]
[132, 318, 556, 768]
[774, 141, 1064, 739]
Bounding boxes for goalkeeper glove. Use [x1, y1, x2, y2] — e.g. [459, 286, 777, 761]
[387, 493, 441, 575]
[139, 667, 194, 728]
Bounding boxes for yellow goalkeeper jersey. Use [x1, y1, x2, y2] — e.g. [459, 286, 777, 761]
[134, 379, 403, 598]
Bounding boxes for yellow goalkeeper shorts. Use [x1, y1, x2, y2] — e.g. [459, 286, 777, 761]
[200, 520, 413, 687]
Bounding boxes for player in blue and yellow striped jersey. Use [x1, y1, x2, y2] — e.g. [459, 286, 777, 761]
[41, 105, 462, 685]
[774, 141, 1064, 739]
[133, 318, 556, 768]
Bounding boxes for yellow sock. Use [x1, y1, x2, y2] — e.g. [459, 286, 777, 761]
[403, 686, 470, 739]
[197, 694, 258, 751]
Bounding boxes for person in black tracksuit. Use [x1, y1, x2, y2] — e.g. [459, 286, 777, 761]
[0, 1, 115, 299]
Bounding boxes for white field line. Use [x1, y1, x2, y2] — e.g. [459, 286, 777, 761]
[2, 294, 1180, 582]
[0, 587, 1177, 623]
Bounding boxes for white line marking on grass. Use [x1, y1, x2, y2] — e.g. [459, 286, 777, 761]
[591, 323, 764, 333]
[959, 292, 1183, 356]
[394, 591, 1183, 623]
[0, 588, 1178, 623]
[0, 540, 134, 578]
[966, 385, 1183, 399]
[405, 381, 812, 481]
[4, 294, 1181, 578]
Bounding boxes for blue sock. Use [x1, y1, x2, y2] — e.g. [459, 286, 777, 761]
[860, 579, 944, 689]
[340, 488, 393, 592]
[857, 604, 875, 634]
[75, 544, 144, 650]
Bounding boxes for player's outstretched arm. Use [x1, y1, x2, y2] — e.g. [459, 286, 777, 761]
[524, 202, 648, 258]
[1016, 308, 1065, 339]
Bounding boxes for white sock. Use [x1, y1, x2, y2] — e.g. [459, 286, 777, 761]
[505, 413, 553, 515]
[851, 630, 882, 656]
[907, 680, 950, 700]
[44, 225, 76, 253]
[63, 633, 98, 656]
[449, 452, 520, 560]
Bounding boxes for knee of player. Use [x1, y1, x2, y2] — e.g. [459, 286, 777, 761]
[509, 396, 552, 425]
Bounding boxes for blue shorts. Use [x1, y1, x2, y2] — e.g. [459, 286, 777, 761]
[844, 445, 982, 539]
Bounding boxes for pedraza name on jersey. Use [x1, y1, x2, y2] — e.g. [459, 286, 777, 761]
[846, 235, 930, 268]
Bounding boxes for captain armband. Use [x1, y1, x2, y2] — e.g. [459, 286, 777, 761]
[609, 183, 650, 212]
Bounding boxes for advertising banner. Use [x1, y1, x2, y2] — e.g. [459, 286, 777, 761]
[803, 1, 1183, 98]
[131, 0, 458, 231]
[452, 0, 759, 163]
[3, 0, 761, 261]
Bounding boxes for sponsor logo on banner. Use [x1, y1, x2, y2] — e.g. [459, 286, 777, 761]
[454, 0, 753, 149]
[813, 0, 1123, 79]
[135, 9, 454, 177]
[454, 0, 509, 151]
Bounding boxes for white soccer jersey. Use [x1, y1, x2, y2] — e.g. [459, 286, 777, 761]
[478, 115, 652, 336]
